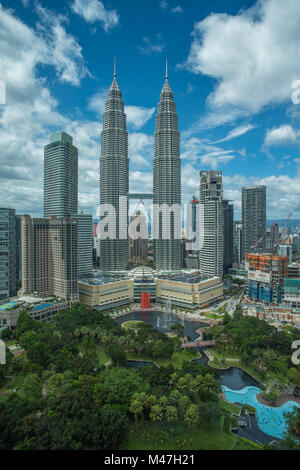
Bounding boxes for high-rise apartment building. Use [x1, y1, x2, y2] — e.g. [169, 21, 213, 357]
[153, 65, 181, 271]
[0, 208, 16, 299]
[100, 69, 129, 271]
[199, 171, 224, 278]
[222, 200, 234, 273]
[242, 185, 266, 260]
[44, 132, 78, 218]
[21, 215, 78, 301]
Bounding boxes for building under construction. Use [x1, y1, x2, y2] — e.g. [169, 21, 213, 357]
[246, 253, 289, 305]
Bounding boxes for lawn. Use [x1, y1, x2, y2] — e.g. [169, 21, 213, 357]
[219, 397, 241, 415]
[120, 417, 237, 450]
[203, 312, 224, 320]
[126, 348, 202, 368]
[122, 320, 145, 330]
[95, 345, 109, 366]
[0, 374, 25, 403]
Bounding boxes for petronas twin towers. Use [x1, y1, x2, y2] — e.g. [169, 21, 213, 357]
[100, 64, 181, 272]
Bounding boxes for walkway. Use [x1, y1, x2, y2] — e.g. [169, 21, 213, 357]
[181, 340, 216, 349]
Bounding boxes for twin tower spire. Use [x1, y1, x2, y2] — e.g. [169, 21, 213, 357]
[99, 60, 181, 272]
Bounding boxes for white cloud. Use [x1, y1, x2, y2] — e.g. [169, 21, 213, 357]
[181, 136, 237, 169]
[125, 106, 155, 129]
[213, 125, 256, 144]
[171, 6, 183, 14]
[0, 5, 98, 216]
[264, 125, 299, 146]
[183, 0, 300, 114]
[138, 35, 165, 55]
[129, 133, 153, 168]
[36, 4, 90, 86]
[71, 0, 119, 32]
[88, 89, 108, 116]
[158, 1, 168, 9]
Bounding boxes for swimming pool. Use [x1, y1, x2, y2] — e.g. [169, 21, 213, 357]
[223, 385, 300, 439]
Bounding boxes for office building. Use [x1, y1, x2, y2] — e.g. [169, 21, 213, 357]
[242, 186, 266, 260]
[44, 132, 78, 217]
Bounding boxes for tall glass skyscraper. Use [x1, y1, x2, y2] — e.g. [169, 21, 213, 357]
[44, 132, 78, 217]
[100, 69, 129, 271]
[153, 65, 181, 271]
[242, 185, 266, 260]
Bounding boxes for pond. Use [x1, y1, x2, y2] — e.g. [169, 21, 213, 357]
[115, 310, 257, 389]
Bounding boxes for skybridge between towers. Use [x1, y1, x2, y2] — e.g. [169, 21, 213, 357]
[128, 193, 153, 221]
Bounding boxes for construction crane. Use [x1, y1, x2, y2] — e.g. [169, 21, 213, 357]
[251, 222, 277, 251]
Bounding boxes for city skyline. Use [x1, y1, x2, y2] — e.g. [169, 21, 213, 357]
[1, 0, 300, 220]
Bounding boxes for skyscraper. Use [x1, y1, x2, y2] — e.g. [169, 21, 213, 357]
[242, 185, 266, 260]
[222, 200, 234, 273]
[44, 132, 78, 217]
[153, 63, 181, 271]
[199, 171, 224, 278]
[100, 66, 129, 271]
[0, 208, 16, 299]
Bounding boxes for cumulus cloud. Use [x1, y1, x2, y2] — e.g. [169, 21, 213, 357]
[125, 106, 155, 129]
[36, 4, 90, 86]
[129, 133, 153, 168]
[183, 0, 300, 114]
[0, 5, 98, 216]
[88, 89, 108, 116]
[71, 0, 119, 32]
[264, 125, 299, 147]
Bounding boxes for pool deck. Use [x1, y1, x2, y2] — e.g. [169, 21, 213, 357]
[257, 393, 300, 408]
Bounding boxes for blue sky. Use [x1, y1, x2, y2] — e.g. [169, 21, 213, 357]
[1, 0, 300, 220]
